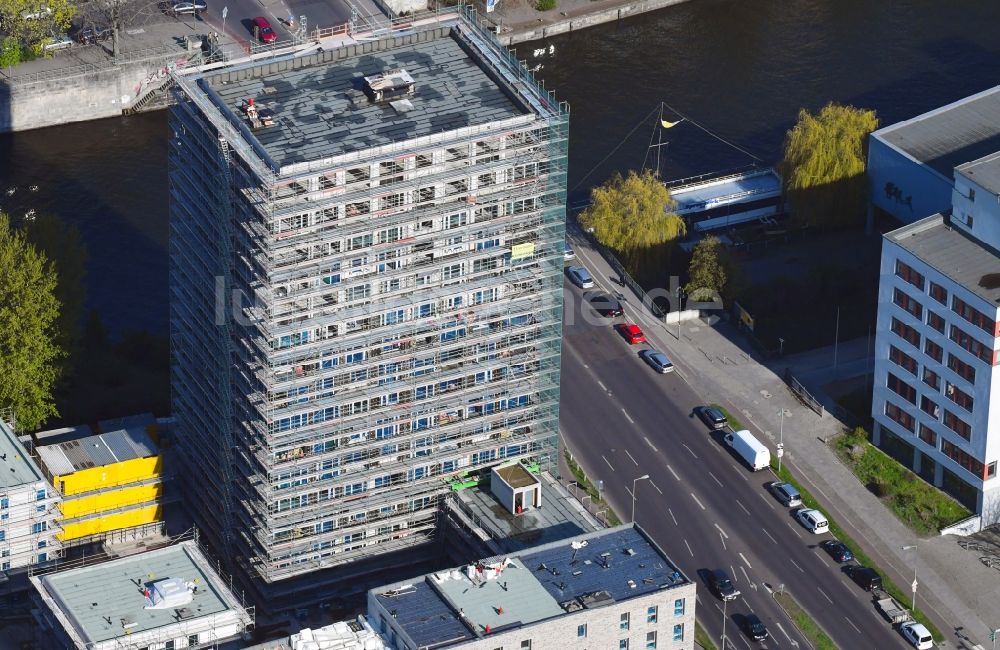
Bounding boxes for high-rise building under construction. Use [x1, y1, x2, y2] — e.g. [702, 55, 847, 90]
[168, 9, 568, 596]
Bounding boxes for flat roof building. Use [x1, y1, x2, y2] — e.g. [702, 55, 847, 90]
[368, 524, 695, 649]
[169, 6, 567, 606]
[31, 539, 253, 650]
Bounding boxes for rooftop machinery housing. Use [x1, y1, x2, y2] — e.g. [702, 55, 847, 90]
[168, 7, 568, 597]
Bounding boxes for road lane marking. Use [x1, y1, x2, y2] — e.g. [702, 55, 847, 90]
[817, 587, 833, 604]
[719, 534, 727, 551]
[602, 455, 615, 471]
[622, 408, 635, 425]
[668, 508, 678, 525]
[644, 436, 658, 452]
[789, 558, 805, 573]
[736, 499, 751, 515]
[597, 380, 607, 391]
[684, 538, 693, 556]
[624, 448, 638, 466]
[714, 523, 729, 539]
[762, 528, 777, 544]
[681, 443, 698, 458]
[776, 621, 793, 644]
[649, 480, 663, 495]
[690, 492, 706, 510]
[845, 616, 862, 634]
[709, 471, 724, 487]
[739, 552, 752, 569]
[784, 521, 803, 538]
[756, 491, 775, 509]
[731, 565, 737, 582]
[667, 464, 680, 481]
[740, 565, 751, 585]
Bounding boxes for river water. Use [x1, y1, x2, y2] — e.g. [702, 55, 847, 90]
[1, 0, 999, 334]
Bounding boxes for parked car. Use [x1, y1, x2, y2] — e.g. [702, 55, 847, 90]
[696, 406, 728, 430]
[614, 323, 646, 345]
[585, 291, 623, 317]
[167, 0, 207, 15]
[845, 565, 882, 591]
[566, 265, 594, 289]
[900, 621, 934, 649]
[793, 507, 829, 534]
[640, 349, 674, 373]
[74, 25, 111, 44]
[563, 245, 575, 261]
[22, 6, 53, 20]
[707, 569, 740, 601]
[743, 614, 769, 642]
[42, 34, 74, 51]
[252, 15, 277, 42]
[820, 539, 854, 563]
[767, 481, 802, 507]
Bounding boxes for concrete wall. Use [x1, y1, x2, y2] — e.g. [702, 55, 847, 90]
[500, 0, 688, 46]
[0, 54, 185, 133]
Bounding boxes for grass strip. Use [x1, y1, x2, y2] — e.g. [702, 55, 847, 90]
[564, 450, 622, 526]
[773, 590, 837, 650]
[694, 621, 717, 650]
[710, 403, 744, 430]
[771, 460, 943, 641]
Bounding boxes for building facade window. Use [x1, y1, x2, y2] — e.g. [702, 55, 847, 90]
[989, 462, 998, 479]
[929, 282, 948, 305]
[647, 605, 658, 623]
[620, 612, 630, 631]
[577, 624, 587, 638]
[619, 640, 629, 650]
[895, 260, 925, 290]
[885, 401, 915, 432]
[947, 354, 977, 383]
[927, 310, 946, 333]
[943, 410, 972, 441]
[520, 640, 531, 650]
[674, 598, 685, 616]
[950, 324, 994, 364]
[941, 439, 984, 477]
[922, 368, 940, 390]
[918, 424, 937, 447]
[646, 631, 657, 650]
[945, 382, 974, 412]
[923, 339, 943, 363]
[893, 288, 923, 319]
[919, 396, 940, 419]
[188, 635, 199, 647]
[889, 346, 918, 374]
[36, 489, 46, 501]
[891, 317, 921, 348]
[672, 624, 684, 642]
[887, 373, 917, 404]
[952, 296, 996, 335]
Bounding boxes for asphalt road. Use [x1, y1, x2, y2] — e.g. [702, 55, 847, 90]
[559, 280, 911, 650]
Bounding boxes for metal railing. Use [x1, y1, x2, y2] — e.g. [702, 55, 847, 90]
[784, 368, 825, 416]
[4, 43, 184, 87]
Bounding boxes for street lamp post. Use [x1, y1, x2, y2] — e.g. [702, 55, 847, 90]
[631, 474, 650, 524]
[901, 545, 918, 611]
[721, 596, 729, 648]
[777, 408, 786, 474]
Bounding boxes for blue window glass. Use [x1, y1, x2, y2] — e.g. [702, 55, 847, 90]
[36, 489, 46, 501]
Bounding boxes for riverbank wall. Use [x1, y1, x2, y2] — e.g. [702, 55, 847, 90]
[497, 0, 688, 45]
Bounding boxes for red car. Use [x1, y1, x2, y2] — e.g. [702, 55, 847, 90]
[252, 16, 277, 43]
[615, 323, 646, 345]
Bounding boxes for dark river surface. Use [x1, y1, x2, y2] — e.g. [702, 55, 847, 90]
[1, 0, 999, 335]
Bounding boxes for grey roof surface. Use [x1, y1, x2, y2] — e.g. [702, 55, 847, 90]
[98, 413, 156, 433]
[374, 580, 472, 647]
[874, 85, 1000, 179]
[0, 418, 43, 488]
[957, 152, 1000, 196]
[37, 542, 233, 644]
[204, 31, 527, 169]
[36, 427, 158, 478]
[888, 214, 1000, 306]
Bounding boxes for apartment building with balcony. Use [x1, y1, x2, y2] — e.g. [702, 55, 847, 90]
[168, 8, 567, 601]
[872, 155, 1000, 516]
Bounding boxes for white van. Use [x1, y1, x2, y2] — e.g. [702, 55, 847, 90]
[724, 429, 770, 471]
[794, 508, 829, 534]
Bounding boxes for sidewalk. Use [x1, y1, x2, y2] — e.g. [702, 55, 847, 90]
[569, 231, 1000, 650]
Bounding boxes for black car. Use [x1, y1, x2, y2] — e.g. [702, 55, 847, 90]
[744, 614, 769, 641]
[696, 406, 728, 430]
[585, 290, 623, 317]
[846, 565, 882, 591]
[708, 569, 740, 601]
[821, 539, 854, 563]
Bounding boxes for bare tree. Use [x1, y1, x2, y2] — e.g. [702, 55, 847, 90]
[77, 0, 158, 57]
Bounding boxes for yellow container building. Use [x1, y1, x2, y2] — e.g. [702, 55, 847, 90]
[35, 426, 164, 543]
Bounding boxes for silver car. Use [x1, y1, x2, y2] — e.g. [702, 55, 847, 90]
[43, 34, 74, 51]
[768, 481, 802, 507]
[640, 349, 674, 373]
[566, 265, 594, 289]
[563, 245, 575, 261]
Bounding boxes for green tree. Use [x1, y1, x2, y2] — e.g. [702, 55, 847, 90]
[685, 235, 728, 301]
[0, 35, 20, 67]
[579, 169, 686, 272]
[0, 212, 64, 430]
[0, 0, 75, 50]
[780, 103, 878, 228]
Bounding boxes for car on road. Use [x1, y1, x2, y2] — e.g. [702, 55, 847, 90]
[845, 565, 882, 591]
[614, 323, 646, 345]
[900, 621, 934, 649]
[707, 569, 740, 601]
[166, 0, 207, 15]
[696, 405, 728, 430]
[767, 481, 802, 507]
[566, 265, 594, 289]
[563, 245, 575, 261]
[793, 507, 829, 534]
[743, 614, 769, 642]
[820, 539, 854, 563]
[585, 291, 623, 317]
[640, 349, 674, 373]
[252, 16, 277, 42]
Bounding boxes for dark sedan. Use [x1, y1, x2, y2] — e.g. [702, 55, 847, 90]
[821, 539, 854, 563]
[744, 614, 769, 641]
[696, 405, 728, 430]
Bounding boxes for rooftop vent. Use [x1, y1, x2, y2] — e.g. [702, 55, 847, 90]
[390, 99, 414, 114]
[579, 590, 615, 609]
[363, 69, 415, 103]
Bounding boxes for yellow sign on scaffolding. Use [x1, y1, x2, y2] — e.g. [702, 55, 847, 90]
[511, 243, 535, 259]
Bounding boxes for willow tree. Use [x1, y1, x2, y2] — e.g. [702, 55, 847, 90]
[686, 235, 728, 301]
[0, 212, 64, 430]
[780, 103, 878, 228]
[579, 169, 686, 273]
